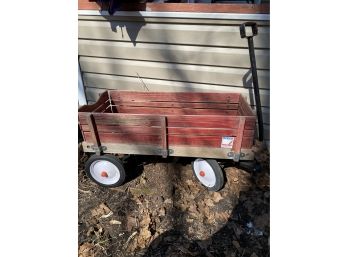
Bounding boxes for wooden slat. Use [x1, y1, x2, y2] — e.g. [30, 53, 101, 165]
[110, 91, 241, 103]
[78, 21, 269, 48]
[81, 124, 255, 138]
[79, 113, 163, 127]
[116, 106, 239, 116]
[84, 132, 162, 145]
[161, 116, 168, 157]
[167, 135, 253, 148]
[241, 137, 253, 149]
[239, 95, 254, 116]
[79, 113, 254, 129]
[78, 40, 270, 69]
[166, 115, 255, 129]
[78, 1, 270, 14]
[113, 101, 239, 110]
[80, 124, 162, 134]
[168, 127, 254, 137]
[232, 117, 245, 152]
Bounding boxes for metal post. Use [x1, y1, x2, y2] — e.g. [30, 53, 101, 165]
[240, 22, 264, 142]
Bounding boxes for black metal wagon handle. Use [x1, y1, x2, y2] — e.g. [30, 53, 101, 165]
[240, 22, 264, 142]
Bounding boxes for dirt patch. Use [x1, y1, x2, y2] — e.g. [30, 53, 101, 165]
[78, 146, 270, 257]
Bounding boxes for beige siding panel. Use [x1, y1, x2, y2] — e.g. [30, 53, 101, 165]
[78, 20, 269, 48]
[79, 57, 270, 89]
[79, 15, 270, 26]
[79, 40, 269, 69]
[83, 74, 269, 107]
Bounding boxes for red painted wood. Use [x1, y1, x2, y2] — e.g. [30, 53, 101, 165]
[161, 116, 168, 156]
[79, 113, 254, 129]
[80, 124, 162, 134]
[113, 101, 239, 110]
[168, 135, 254, 148]
[110, 91, 241, 104]
[78, 91, 257, 151]
[232, 116, 245, 152]
[79, 113, 164, 126]
[84, 131, 253, 149]
[78, 0, 270, 14]
[239, 96, 254, 116]
[117, 106, 238, 116]
[167, 115, 255, 130]
[168, 127, 253, 137]
[84, 132, 162, 145]
[241, 137, 253, 148]
[80, 125, 255, 138]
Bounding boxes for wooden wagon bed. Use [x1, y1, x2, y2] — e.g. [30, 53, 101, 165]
[78, 91, 256, 161]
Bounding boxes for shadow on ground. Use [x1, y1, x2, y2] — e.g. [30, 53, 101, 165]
[78, 147, 269, 257]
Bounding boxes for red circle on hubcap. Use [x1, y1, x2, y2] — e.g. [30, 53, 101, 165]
[199, 171, 205, 177]
[101, 171, 108, 178]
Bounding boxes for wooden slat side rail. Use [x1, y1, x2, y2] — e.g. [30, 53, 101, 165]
[112, 101, 239, 110]
[78, 91, 257, 151]
[79, 113, 255, 130]
[81, 113, 165, 147]
[241, 137, 253, 149]
[79, 113, 163, 127]
[78, 91, 109, 112]
[80, 125, 162, 135]
[232, 117, 246, 153]
[110, 91, 241, 104]
[83, 133, 253, 148]
[168, 135, 253, 148]
[116, 106, 238, 116]
[84, 133, 162, 146]
[78, 1, 270, 14]
[80, 125, 255, 138]
[238, 95, 254, 116]
[161, 116, 168, 158]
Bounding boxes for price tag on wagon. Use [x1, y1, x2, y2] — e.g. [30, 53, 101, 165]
[220, 136, 235, 148]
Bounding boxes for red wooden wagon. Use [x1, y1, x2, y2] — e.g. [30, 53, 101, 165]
[78, 91, 257, 191]
[78, 22, 263, 191]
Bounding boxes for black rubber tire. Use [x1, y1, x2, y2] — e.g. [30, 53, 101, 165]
[85, 154, 126, 187]
[192, 159, 225, 192]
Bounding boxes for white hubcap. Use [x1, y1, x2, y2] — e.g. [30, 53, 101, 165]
[193, 159, 216, 187]
[90, 160, 120, 185]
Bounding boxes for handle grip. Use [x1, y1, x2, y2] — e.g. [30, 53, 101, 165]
[240, 22, 258, 38]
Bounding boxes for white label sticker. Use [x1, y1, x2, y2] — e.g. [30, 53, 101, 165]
[221, 136, 235, 148]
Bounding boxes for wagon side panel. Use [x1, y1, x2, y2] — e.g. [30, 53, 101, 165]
[164, 115, 253, 160]
[79, 113, 167, 155]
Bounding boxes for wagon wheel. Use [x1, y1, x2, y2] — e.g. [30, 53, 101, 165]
[85, 154, 126, 187]
[192, 159, 224, 192]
